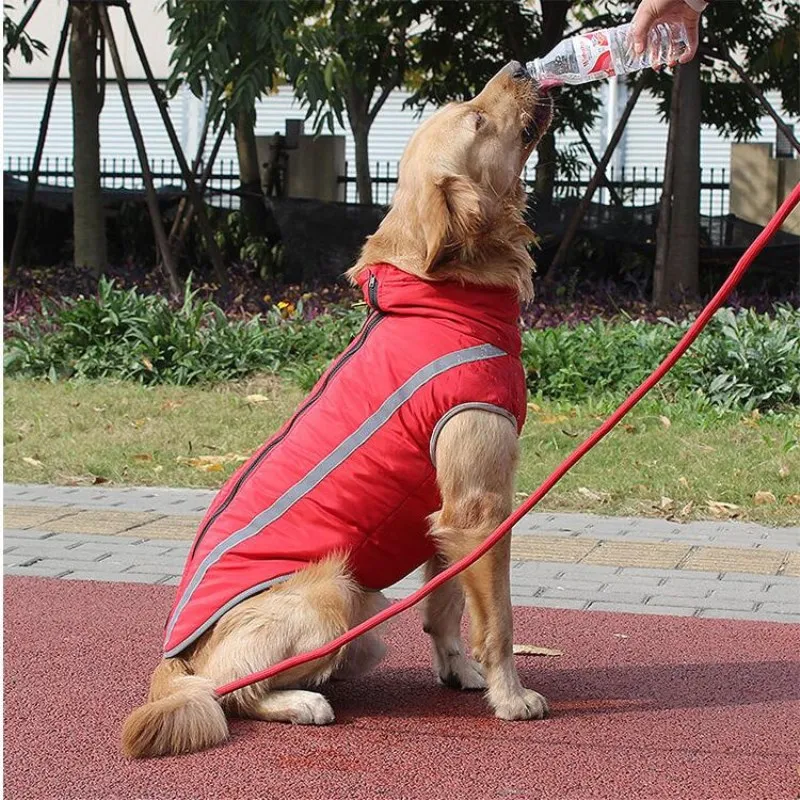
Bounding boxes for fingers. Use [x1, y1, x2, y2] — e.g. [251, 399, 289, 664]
[630, 0, 659, 56]
[679, 18, 700, 62]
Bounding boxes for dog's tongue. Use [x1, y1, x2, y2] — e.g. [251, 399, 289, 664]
[538, 78, 563, 91]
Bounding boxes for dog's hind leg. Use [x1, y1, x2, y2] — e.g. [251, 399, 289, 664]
[244, 690, 335, 725]
[189, 555, 358, 724]
[332, 590, 389, 681]
[421, 553, 486, 690]
[430, 409, 548, 721]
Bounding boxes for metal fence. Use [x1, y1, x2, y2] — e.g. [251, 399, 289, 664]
[3, 155, 244, 209]
[5, 155, 730, 217]
[341, 160, 730, 217]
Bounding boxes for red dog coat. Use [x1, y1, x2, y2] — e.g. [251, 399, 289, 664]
[163, 263, 527, 657]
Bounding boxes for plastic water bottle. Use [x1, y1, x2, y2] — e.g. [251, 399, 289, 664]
[527, 22, 689, 86]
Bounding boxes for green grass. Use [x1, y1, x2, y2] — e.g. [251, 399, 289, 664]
[4, 378, 800, 525]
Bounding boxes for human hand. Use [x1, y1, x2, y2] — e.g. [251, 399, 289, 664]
[630, 0, 703, 64]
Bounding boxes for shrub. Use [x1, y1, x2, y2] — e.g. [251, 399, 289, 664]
[522, 305, 800, 410]
[4, 278, 363, 386]
[5, 280, 799, 411]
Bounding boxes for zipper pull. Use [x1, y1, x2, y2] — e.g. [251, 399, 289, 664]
[367, 273, 381, 311]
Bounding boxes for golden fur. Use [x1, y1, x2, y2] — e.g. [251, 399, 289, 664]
[121, 62, 552, 758]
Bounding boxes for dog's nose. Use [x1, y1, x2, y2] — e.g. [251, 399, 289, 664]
[506, 61, 530, 80]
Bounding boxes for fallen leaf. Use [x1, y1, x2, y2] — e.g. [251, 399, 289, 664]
[538, 414, 569, 424]
[132, 453, 153, 463]
[742, 409, 761, 428]
[527, 402, 542, 412]
[92, 475, 109, 485]
[787, 494, 800, 506]
[177, 453, 250, 471]
[754, 491, 776, 505]
[679, 501, 694, 517]
[22, 457, 43, 468]
[707, 500, 740, 518]
[513, 644, 563, 657]
[659, 415, 671, 429]
[778, 464, 790, 479]
[161, 400, 184, 412]
[578, 487, 609, 502]
[623, 423, 637, 434]
[153, 465, 164, 474]
[245, 394, 271, 404]
[659, 496, 674, 510]
[58, 474, 94, 486]
[93, 406, 107, 413]
[142, 356, 154, 372]
[679, 476, 690, 489]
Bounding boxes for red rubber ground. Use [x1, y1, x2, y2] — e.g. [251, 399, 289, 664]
[5, 576, 799, 799]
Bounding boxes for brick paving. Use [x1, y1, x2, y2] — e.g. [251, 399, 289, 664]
[4, 483, 799, 622]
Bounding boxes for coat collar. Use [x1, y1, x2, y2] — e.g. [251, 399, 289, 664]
[356, 263, 522, 355]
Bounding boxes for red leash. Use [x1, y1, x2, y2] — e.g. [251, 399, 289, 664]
[215, 181, 800, 699]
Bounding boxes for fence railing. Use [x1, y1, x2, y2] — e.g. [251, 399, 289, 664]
[341, 160, 730, 217]
[4, 155, 244, 208]
[5, 155, 730, 217]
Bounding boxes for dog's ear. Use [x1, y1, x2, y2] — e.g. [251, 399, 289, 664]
[420, 174, 484, 272]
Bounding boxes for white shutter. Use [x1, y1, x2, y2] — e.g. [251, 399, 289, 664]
[4, 79, 186, 188]
[5, 79, 798, 213]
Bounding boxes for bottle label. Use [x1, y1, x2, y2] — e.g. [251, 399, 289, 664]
[574, 30, 617, 79]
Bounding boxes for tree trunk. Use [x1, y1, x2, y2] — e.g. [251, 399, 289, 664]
[234, 106, 269, 237]
[534, 0, 572, 215]
[534, 131, 558, 215]
[662, 57, 701, 301]
[69, 2, 106, 272]
[652, 67, 682, 305]
[352, 119, 372, 205]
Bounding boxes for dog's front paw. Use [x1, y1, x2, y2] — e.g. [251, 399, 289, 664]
[493, 689, 549, 721]
[437, 655, 487, 691]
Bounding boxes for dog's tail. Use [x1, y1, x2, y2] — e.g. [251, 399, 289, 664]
[121, 657, 228, 758]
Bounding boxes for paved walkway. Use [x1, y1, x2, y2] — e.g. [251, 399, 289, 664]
[7, 576, 799, 800]
[4, 483, 800, 622]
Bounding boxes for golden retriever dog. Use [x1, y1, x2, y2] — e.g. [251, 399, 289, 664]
[122, 60, 553, 758]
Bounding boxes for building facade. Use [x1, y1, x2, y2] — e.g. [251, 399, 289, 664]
[3, 0, 797, 213]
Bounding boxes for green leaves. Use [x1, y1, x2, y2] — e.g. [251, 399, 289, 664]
[164, 0, 296, 130]
[521, 306, 800, 412]
[285, 0, 418, 133]
[6, 284, 799, 415]
[4, 277, 365, 387]
[3, 1, 48, 78]
[642, 0, 798, 138]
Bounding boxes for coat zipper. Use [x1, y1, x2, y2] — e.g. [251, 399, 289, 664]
[188, 306, 385, 560]
[368, 272, 381, 311]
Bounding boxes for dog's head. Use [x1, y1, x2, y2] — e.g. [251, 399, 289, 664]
[352, 63, 552, 299]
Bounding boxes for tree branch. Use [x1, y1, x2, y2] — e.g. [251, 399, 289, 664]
[575, 126, 623, 206]
[369, 25, 406, 126]
[702, 44, 800, 157]
[543, 73, 646, 289]
[369, 79, 395, 126]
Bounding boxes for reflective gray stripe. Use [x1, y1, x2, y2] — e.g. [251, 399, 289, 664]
[163, 342, 507, 650]
[429, 402, 518, 466]
[164, 572, 296, 658]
